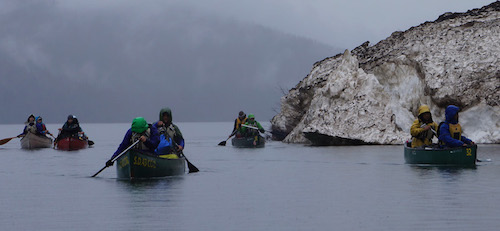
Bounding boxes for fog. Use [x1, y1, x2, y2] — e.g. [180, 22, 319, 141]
[0, 0, 493, 123]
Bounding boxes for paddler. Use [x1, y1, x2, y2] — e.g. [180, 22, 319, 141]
[438, 105, 474, 147]
[240, 114, 265, 146]
[106, 117, 159, 167]
[152, 107, 185, 152]
[410, 105, 438, 148]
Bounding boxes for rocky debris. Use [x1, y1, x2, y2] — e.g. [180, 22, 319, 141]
[271, 2, 500, 145]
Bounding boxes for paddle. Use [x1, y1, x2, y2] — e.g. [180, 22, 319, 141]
[218, 137, 230, 146]
[183, 152, 199, 173]
[241, 124, 272, 140]
[91, 139, 140, 177]
[172, 140, 199, 173]
[218, 130, 236, 146]
[241, 124, 261, 130]
[48, 133, 56, 141]
[420, 124, 437, 136]
[0, 137, 18, 145]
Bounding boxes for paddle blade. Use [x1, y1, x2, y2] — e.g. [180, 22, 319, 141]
[0, 137, 16, 145]
[88, 140, 95, 146]
[185, 158, 199, 173]
[218, 140, 226, 146]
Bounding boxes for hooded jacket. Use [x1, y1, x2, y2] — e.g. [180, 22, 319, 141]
[112, 118, 159, 158]
[60, 116, 82, 137]
[152, 107, 185, 148]
[35, 116, 49, 136]
[410, 105, 438, 148]
[241, 114, 265, 135]
[19, 114, 36, 136]
[438, 105, 472, 147]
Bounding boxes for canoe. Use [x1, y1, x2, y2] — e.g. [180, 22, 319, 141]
[20, 132, 53, 149]
[404, 144, 477, 166]
[115, 149, 186, 179]
[231, 136, 265, 148]
[55, 137, 88, 151]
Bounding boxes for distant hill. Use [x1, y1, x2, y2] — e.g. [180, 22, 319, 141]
[0, 1, 340, 124]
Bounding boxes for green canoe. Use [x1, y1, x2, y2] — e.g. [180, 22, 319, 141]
[231, 136, 265, 148]
[404, 144, 477, 166]
[115, 149, 186, 179]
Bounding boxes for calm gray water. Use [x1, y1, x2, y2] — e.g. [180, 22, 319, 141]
[0, 122, 499, 231]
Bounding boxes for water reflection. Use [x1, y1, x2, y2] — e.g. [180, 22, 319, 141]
[116, 176, 185, 193]
[409, 165, 477, 179]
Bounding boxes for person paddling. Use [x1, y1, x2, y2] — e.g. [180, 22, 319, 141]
[241, 114, 265, 146]
[438, 105, 474, 147]
[152, 107, 185, 153]
[410, 105, 438, 148]
[218, 111, 247, 146]
[106, 117, 159, 167]
[17, 114, 36, 138]
[231, 111, 247, 138]
[55, 115, 85, 141]
[35, 116, 53, 137]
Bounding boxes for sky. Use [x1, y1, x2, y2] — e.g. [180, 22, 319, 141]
[57, 0, 495, 49]
[0, 0, 495, 124]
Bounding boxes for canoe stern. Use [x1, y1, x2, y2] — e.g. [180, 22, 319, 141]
[404, 145, 477, 166]
[116, 149, 186, 179]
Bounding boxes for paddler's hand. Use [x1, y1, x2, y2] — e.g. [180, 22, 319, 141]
[177, 144, 183, 151]
[140, 136, 147, 142]
[106, 160, 114, 167]
[157, 121, 164, 126]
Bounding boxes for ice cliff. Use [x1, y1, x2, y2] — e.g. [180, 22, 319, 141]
[271, 2, 500, 145]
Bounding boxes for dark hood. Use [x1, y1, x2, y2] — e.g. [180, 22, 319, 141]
[159, 107, 172, 124]
[444, 105, 460, 124]
[25, 114, 35, 124]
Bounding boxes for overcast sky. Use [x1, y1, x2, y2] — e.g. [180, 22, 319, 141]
[56, 0, 494, 49]
[0, 0, 495, 124]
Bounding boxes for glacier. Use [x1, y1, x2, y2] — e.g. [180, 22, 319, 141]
[271, 2, 500, 145]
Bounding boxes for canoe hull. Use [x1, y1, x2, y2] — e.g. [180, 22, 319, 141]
[20, 133, 52, 149]
[115, 149, 186, 179]
[231, 136, 265, 148]
[404, 145, 477, 166]
[56, 137, 88, 151]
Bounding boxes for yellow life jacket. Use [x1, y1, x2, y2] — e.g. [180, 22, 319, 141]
[411, 122, 437, 148]
[236, 117, 247, 130]
[437, 122, 463, 145]
[449, 123, 462, 141]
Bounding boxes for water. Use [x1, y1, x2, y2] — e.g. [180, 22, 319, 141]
[1, 122, 499, 231]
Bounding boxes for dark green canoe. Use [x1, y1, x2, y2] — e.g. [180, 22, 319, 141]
[115, 149, 186, 179]
[231, 136, 265, 148]
[404, 144, 477, 166]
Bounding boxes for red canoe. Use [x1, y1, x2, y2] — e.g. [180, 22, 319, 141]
[55, 137, 88, 151]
